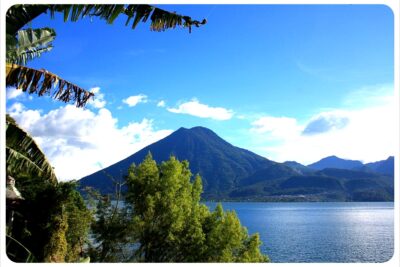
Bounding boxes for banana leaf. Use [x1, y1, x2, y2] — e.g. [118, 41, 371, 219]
[6, 63, 94, 107]
[6, 115, 57, 184]
[6, 4, 206, 36]
[6, 116, 57, 184]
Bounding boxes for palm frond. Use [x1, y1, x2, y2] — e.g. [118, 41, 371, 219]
[7, 28, 56, 65]
[15, 46, 54, 65]
[17, 28, 56, 53]
[6, 63, 94, 107]
[6, 4, 49, 36]
[6, 116, 57, 184]
[6, 4, 206, 36]
[52, 4, 207, 33]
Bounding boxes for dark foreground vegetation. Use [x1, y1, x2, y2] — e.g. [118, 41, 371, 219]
[6, 115, 268, 262]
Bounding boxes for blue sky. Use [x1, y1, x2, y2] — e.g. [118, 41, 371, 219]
[6, 4, 395, 181]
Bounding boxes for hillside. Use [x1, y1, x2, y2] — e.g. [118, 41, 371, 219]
[79, 126, 274, 198]
[307, 156, 364, 170]
[79, 127, 394, 201]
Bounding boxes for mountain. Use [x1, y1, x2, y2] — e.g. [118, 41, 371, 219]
[307, 155, 394, 177]
[79, 127, 394, 202]
[283, 161, 313, 174]
[307, 156, 364, 170]
[79, 126, 274, 198]
[365, 156, 394, 176]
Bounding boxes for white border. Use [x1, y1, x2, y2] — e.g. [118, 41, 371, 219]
[0, 0, 399, 266]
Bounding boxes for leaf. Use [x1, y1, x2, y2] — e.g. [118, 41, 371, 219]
[7, 4, 207, 36]
[63, 5, 72, 21]
[6, 116, 58, 184]
[7, 28, 56, 65]
[107, 5, 125, 24]
[6, 63, 94, 107]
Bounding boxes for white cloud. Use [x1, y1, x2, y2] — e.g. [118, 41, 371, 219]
[249, 92, 396, 164]
[6, 88, 24, 100]
[8, 104, 173, 181]
[342, 83, 394, 108]
[123, 94, 148, 107]
[167, 99, 234, 120]
[251, 116, 299, 140]
[87, 87, 106, 109]
[157, 100, 166, 107]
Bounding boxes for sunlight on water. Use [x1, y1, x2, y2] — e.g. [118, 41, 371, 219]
[206, 202, 394, 263]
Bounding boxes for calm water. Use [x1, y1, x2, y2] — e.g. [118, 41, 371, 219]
[206, 202, 394, 263]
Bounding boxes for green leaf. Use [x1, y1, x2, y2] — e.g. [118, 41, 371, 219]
[107, 5, 125, 24]
[6, 116, 57, 184]
[7, 28, 56, 65]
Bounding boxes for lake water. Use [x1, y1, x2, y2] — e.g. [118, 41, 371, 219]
[205, 202, 394, 263]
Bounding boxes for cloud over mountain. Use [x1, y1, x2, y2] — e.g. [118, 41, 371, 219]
[167, 99, 234, 120]
[249, 94, 394, 164]
[7, 103, 172, 181]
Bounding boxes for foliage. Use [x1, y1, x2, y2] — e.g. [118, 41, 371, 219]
[79, 126, 274, 199]
[6, 4, 206, 36]
[6, 114, 57, 184]
[6, 63, 94, 108]
[5, 4, 205, 107]
[125, 153, 269, 262]
[6, 115, 92, 262]
[80, 126, 395, 202]
[85, 187, 134, 262]
[43, 210, 68, 262]
[8, 178, 93, 262]
[5, 5, 94, 107]
[62, 183, 94, 262]
[6, 27, 56, 65]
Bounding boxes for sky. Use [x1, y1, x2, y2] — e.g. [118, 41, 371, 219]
[5, 4, 396, 181]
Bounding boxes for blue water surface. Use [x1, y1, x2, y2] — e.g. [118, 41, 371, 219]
[205, 202, 394, 263]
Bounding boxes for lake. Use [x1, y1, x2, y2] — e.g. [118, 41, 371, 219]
[205, 202, 394, 263]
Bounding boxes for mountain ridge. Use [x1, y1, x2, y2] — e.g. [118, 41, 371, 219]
[79, 126, 274, 198]
[78, 126, 394, 201]
[307, 155, 364, 170]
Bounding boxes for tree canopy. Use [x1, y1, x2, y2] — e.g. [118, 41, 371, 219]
[125, 153, 269, 262]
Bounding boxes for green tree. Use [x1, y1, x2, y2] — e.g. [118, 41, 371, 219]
[86, 186, 134, 262]
[43, 210, 68, 262]
[125, 153, 269, 262]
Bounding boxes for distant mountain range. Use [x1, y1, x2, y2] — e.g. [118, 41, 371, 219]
[283, 156, 394, 177]
[307, 155, 364, 170]
[79, 126, 394, 201]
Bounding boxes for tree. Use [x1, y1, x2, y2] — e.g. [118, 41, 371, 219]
[6, 115, 92, 263]
[125, 153, 269, 262]
[6, 4, 206, 107]
[85, 187, 134, 263]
